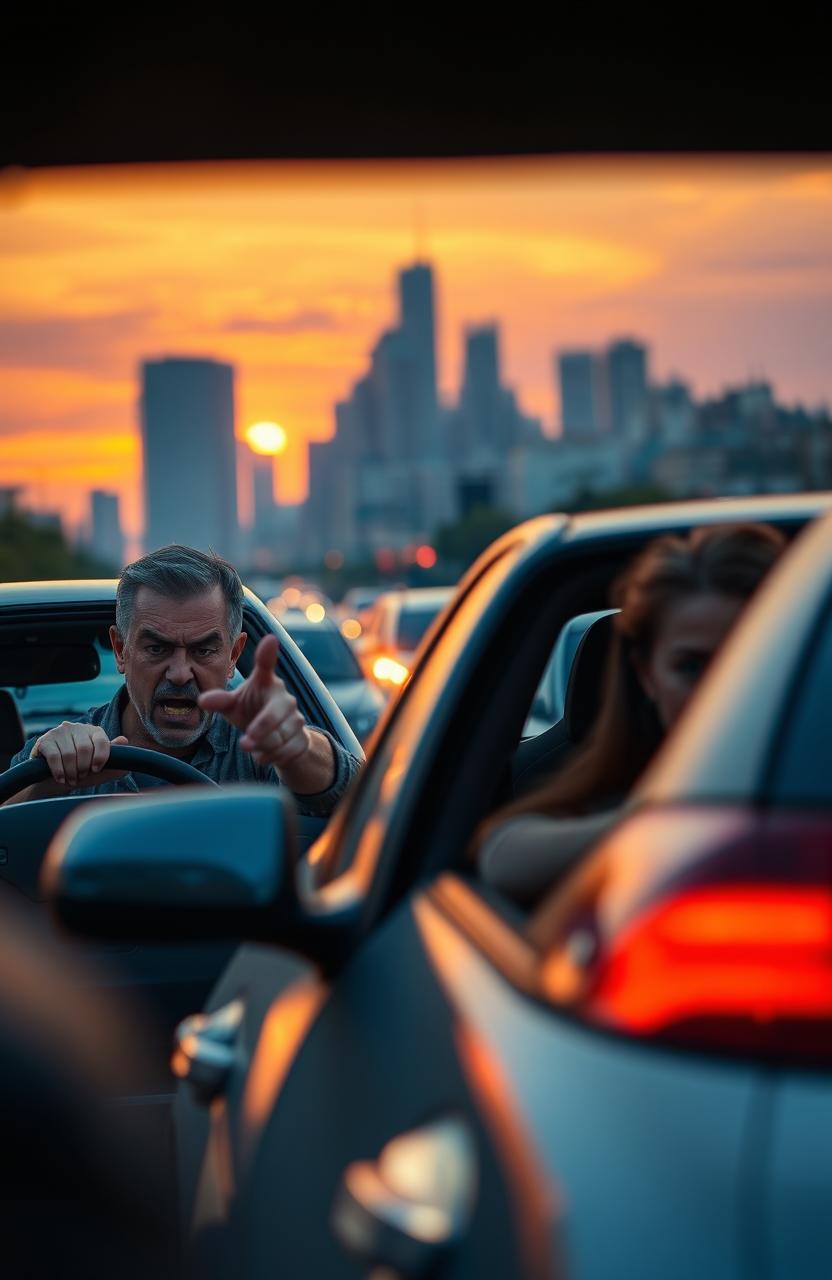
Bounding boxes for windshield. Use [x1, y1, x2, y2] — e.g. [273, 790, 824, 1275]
[396, 605, 446, 652]
[282, 625, 362, 682]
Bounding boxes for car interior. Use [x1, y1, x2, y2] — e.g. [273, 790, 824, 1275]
[0, 598, 360, 917]
[321, 514, 813, 939]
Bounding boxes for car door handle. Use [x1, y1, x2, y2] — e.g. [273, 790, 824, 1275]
[171, 998, 244, 1104]
[331, 1114, 477, 1278]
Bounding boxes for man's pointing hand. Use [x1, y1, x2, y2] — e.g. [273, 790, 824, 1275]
[198, 634, 311, 769]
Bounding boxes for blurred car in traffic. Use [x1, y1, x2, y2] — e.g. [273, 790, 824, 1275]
[355, 585, 455, 692]
[337, 586, 384, 622]
[277, 607, 386, 743]
[45, 491, 832, 1280]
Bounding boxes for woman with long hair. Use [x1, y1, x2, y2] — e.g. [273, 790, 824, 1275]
[476, 521, 786, 906]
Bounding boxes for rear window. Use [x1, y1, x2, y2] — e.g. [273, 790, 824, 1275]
[772, 602, 832, 806]
[396, 604, 445, 651]
[283, 625, 362, 682]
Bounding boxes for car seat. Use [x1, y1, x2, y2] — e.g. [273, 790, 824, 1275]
[0, 690, 25, 772]
[512, 611, 616, 797]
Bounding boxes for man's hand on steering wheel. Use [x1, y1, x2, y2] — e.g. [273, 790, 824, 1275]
[27, 723, 129, 794]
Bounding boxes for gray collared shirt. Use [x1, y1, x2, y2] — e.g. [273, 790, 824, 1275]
[9, 685, 361, 818]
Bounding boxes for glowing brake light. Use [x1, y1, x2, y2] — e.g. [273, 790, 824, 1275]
[372, 655, 410, 687]
[538, 808, 832, 1064]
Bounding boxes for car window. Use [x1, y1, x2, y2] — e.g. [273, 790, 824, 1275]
[2, 640, 123, 738]
[771, 601, 832, 806]
[281, 625, 363, 682]
[396, 604, 445, 651]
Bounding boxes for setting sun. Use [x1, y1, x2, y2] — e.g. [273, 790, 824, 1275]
[245, 422, 288, 455]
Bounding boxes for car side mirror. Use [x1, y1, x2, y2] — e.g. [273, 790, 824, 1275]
[41, 786, 299, 942]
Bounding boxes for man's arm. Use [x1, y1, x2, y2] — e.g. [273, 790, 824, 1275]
[198, 634, 350, 799]
[273, 727, 336, 795]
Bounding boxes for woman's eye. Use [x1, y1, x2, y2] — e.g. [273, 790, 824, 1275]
[677, 655, 707, 678]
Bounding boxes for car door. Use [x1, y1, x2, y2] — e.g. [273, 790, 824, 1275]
[757, 590, 832, 1280]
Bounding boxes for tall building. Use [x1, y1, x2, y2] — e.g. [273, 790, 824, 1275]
[252, 453, 277, 536]
[140, 357, 238, 557]
[90, 490, 124, 569]
[460, 325, 502, 455]
[370, 329, 419, 460]
[398, 262, 439, 457]
[605, 339, 649, 437]
[558, 351, 601, 437]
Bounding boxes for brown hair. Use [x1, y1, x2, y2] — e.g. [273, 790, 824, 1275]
[482, 521, 786, 832]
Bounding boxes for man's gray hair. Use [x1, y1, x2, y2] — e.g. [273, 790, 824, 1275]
[115, 545, 244, 640]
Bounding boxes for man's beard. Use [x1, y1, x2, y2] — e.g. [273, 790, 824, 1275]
[128, 677, 213, 748]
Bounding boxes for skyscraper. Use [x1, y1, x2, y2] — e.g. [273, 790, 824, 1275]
[90, 490, 124, 569]
[558, 351, 599, 437]
[252, 453, 277, 537]
[460, 325, 502, 455]
[140, 357, 238, 557]
[371, 329, 415, 460]
[398, 262, 439, 457]
[606, 339, 649, 437]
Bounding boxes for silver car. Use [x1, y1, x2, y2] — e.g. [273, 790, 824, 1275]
[45, 492, 832, 1279]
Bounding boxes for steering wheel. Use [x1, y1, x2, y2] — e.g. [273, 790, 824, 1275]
[0, 744, 217, 804]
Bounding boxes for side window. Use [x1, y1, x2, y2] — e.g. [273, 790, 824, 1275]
[772, 604, 832, 805]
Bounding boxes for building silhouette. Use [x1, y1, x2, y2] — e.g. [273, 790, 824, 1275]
[301, 262, 546, 562]
[90, 490, 124, 569]
[140, 357, 238, 557]
[558, 351, 603, 438]
[399, 262, 439, 457]
[605, 339, 649, 437]
[556, 339, 649, 440]
[459, 325, 501, 454]
[252, 453, 276, 537]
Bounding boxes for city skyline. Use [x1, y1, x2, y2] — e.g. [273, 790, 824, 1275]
[1, 156, 831, 544]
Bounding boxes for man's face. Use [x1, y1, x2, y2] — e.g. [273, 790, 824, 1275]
[110, 586, 246, 749]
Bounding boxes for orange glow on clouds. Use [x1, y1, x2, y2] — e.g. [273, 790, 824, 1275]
[1, 156, 831, 543]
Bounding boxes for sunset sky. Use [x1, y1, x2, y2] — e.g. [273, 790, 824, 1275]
[1, 155, 830, 546]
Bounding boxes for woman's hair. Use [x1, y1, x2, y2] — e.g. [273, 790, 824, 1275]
[487, 521, 786, 829]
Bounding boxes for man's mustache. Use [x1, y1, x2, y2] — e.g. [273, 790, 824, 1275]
[153, 681, 201, 704]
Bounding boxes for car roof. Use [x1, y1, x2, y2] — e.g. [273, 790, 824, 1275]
[377, 586, 456, 607]
[473, 491, 832, 566]
[0, 581, 268, 611]
[563, 491, 832, 542]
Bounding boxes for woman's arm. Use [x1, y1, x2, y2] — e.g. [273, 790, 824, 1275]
[478, 809, 620, 907]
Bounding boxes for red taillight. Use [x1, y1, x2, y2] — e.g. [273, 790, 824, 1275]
[539, 808, 832, 1064]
